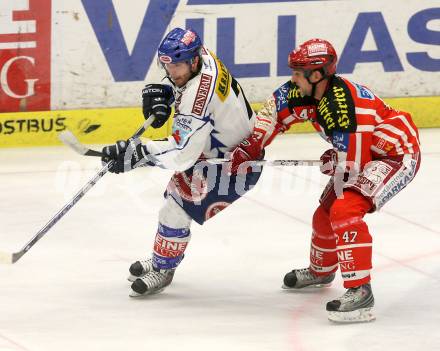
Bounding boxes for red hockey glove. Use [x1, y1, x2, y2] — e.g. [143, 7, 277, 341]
[320, 148, 338, 176]
[228, 135, 263, 175]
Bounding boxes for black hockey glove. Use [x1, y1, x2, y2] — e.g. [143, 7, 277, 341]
[101, 138, 154, 174]
[142, 84, 174, 129]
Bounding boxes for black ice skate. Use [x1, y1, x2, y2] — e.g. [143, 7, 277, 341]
[282, 267, 335, 289]
[127, 258, 154, 282]
[129, 268, 175, 297]
[326, 283, 375, 323]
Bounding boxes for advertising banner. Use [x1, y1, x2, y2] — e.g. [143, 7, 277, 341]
[1, 0, 439, 111]
[0, 0, 51, 112]
[0, 0, 439, 147]
[52, 0, 439, 110]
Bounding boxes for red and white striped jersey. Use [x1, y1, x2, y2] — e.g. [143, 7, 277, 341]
[256, 76, 420, 169]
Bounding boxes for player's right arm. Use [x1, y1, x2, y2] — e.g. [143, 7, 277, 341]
[254, 81, 317, 147]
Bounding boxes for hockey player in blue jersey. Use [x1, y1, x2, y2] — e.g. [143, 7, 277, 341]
[101, 28, 268, 297]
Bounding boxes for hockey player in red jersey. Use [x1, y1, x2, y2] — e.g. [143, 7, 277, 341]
[229, 38, 421, 323]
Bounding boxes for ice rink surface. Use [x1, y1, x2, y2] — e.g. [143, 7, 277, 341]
[1, 129, 439, 351]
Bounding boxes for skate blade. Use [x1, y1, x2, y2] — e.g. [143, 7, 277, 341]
[127, 274, 146, 283]
[129, 287, 165, 298]
[327, 307, 375, 323]
[281, 282, 333, 290]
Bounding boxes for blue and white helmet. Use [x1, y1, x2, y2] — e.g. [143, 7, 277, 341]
[158, 28, 202, 64]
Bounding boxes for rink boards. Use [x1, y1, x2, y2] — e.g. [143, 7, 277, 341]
[0, 96, 439, 147]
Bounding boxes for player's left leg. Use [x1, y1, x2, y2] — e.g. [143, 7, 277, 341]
[129, 196, 192, 297]
[130, 162, 263, 297]
[325, 152, 421, 322]
[327, 190, 375, 323]
[283, 204, 337, 289]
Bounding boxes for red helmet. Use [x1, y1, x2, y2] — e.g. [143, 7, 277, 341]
[288, 38, 337, 77]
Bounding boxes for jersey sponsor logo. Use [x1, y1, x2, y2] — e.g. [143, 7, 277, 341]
[171, 127, 190, 145]
[332, 131, 349, 152]
[375, 157, 417, 209]
[364, 162, 393, 183]
[205, 201, 230, 220]
[318, 82, 355, 132]
[192, 73, 212, 115]
[332, 86, 351, 128]
[318, 96, 336, 130]
[175, 116, 192, 129]
[310, 246, 324, 266]
[350, 160, 394, 198]
[354, 83, 375, 100]
[154, 234, 187, 258]
[287, 85, 302, 100]
[374, 137, 393, 152]
[338, 249, 356, 273]
[376, 138, 386, 150]
[172, 116, 192, 145]
[212, 53, 231, 102]
[341, 269, 357, 278]
[353, 176, 378, 192]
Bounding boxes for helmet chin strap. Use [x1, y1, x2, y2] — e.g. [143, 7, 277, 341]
[305, 69, 327, 98]
[164, 75, 176, 86]
[163, 56, 202, 87]
[189, 55, 203, 79]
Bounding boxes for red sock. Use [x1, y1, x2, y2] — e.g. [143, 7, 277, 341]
[309, 205, 338, 276]
[329, 190, 373, 288]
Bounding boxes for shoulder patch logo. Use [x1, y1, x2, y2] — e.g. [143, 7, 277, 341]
[191, 73, 212, 115]
[354, 83, 374, 100]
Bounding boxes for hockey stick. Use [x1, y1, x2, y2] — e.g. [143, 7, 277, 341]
[0, 117, 154, 264]
[58, 130, 104, 157]
[59, 133, 321, 167]
[207, 158, 321, 167]
[58, 129, 103, 157]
